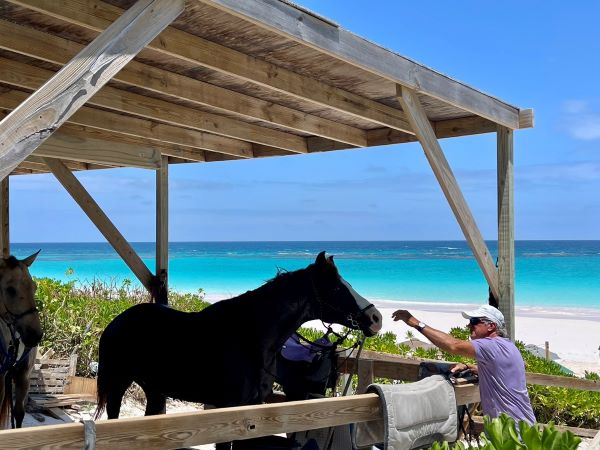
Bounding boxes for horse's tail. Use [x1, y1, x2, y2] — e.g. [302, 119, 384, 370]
[94, 359, 108, 420]
[0, 373, 11, 429]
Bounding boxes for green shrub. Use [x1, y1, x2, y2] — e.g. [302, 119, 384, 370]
[428, 413, 581, 449]
[36, 276, 209, 377]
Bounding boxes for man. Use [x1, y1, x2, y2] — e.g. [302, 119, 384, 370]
[392, 304, 536, 425]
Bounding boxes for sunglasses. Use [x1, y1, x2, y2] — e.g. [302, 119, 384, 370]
[468, 317, 488, 326]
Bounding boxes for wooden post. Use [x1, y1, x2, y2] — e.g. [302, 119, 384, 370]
[397, 85, 499, 300]
[357, 359, 374, 394]
[44, 158, 154, 292]
[497, 126, 515, 339]
[0, 177, 8, 258]
[155, 155, 169, 304]
[545, 342, 550, 361]
[0, 0, 184, 180]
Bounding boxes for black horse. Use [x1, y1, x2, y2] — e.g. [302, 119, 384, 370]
[95, 252, 382, 424]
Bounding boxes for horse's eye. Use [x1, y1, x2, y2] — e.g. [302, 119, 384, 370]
[6, 286, 16, 297]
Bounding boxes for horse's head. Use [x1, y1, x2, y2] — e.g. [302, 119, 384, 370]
[0, 251, 43, 347]
[309, 251, 382, 337]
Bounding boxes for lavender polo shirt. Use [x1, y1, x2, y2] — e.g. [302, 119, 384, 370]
[471, 337, 536, 425]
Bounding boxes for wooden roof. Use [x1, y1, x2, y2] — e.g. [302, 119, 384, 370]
[0, 0, 533, 175]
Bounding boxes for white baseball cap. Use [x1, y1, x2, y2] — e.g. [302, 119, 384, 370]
[461, 304, 505, 328]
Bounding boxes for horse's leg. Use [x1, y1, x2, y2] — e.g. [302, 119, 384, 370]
[143, 388, 166, 416]
[12, 351, 36, 428]
[12, 371, 29, 428]
[105, 379, 130, 420]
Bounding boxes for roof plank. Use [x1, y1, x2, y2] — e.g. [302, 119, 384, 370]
[0, 19, 368, 147]
[0, 56, 305, 155]
[200, 0, 521, 129]
[0, 0, 184, 180]
[8, 0, 414, 133]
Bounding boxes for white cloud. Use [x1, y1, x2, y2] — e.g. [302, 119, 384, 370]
[562, 99, 600, 140]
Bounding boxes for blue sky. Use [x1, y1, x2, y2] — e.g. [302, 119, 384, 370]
[9, 1, 600, 242]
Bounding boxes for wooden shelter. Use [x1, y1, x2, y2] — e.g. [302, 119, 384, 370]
[0, 0, 532, 337]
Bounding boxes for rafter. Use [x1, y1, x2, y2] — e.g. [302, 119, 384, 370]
[0, 0, 185, 180]
[7, 0, 414, 134]
[0, 57, 303, 155]
[0, 19, 368, 148]
[0, 86, 254, 159]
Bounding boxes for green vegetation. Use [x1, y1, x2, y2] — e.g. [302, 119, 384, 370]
[428, 413, 581, 450]
[36, 276, 598, 429]
[36, 276, 209, 377]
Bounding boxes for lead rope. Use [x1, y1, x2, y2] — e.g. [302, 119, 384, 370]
[81, 419, 96, 450]
[324, 335, 366, 450]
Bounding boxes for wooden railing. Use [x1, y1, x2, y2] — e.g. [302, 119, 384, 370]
[0, 351, 598, 449]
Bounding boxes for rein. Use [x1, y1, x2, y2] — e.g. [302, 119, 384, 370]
[0, 306, 37, 375]
[0, 319, 32, 375]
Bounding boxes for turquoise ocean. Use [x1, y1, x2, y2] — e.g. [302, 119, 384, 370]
[10, 241, 600, 310]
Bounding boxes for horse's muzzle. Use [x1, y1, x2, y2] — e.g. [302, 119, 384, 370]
[362, 304, 383, 336]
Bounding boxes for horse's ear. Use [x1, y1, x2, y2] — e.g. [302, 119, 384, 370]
[22, 250, 41, 267]
[316, 251, 327, 265]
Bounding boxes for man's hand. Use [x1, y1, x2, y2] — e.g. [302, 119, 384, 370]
[391, 310, 418, 328]
[451, 362, 478, 375]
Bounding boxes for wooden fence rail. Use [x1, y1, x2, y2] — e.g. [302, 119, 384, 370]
[0, 352, 597, 449]
[341, 350, 600, 392]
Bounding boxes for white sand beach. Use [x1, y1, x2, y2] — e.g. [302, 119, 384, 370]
[205, 293, 600, 375]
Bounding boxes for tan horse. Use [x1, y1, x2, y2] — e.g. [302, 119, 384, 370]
[0, 252, 43, 428]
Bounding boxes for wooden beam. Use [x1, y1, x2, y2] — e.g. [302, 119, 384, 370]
[0, 19, 367, 147]
[0, 177, 8, 258]
[26, 156, 88, 172]
[8, 0, 414, 134]
[200, 0, 521, 129]
[0, 0, 184, 181]
[0, 60, 264, 157]
[367, 115, 499, 147]
[2, 103, 204, 167]
[0, 394, 382, 449]
[36, 125, 162, 169]
[497, 126, 515, 339]
[156, 155, 168, 304]
[44, 158, 154, 292]
[397, 85, 499, 300]
[519, 108, 535, 129]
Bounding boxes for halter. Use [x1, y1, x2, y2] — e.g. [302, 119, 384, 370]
[311, 277, 375, 330]
[0, 318, 32, 375]
[0, 305, 38, 374]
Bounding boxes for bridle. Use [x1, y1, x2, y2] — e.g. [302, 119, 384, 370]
[310, 277, 374, 330]
[0, 303, 39, 374]
[1, 305, 39, 325]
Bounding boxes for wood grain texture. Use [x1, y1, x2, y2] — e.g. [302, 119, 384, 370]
[156, 155, 168, 286]
[0, 177, 8, 257]
[44, 158, 154, 291]
[199, 0, 520, 129]
[398, 85, 499, 300]
[497, 126, 515, 338]
[36, 125, 162, 169]
[0, 0, 184, 180]
[0, 59, 261, 157]
[0, 394, 381, 449]
[0, 19, 367, 147]
[8, 0, 413, 134]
